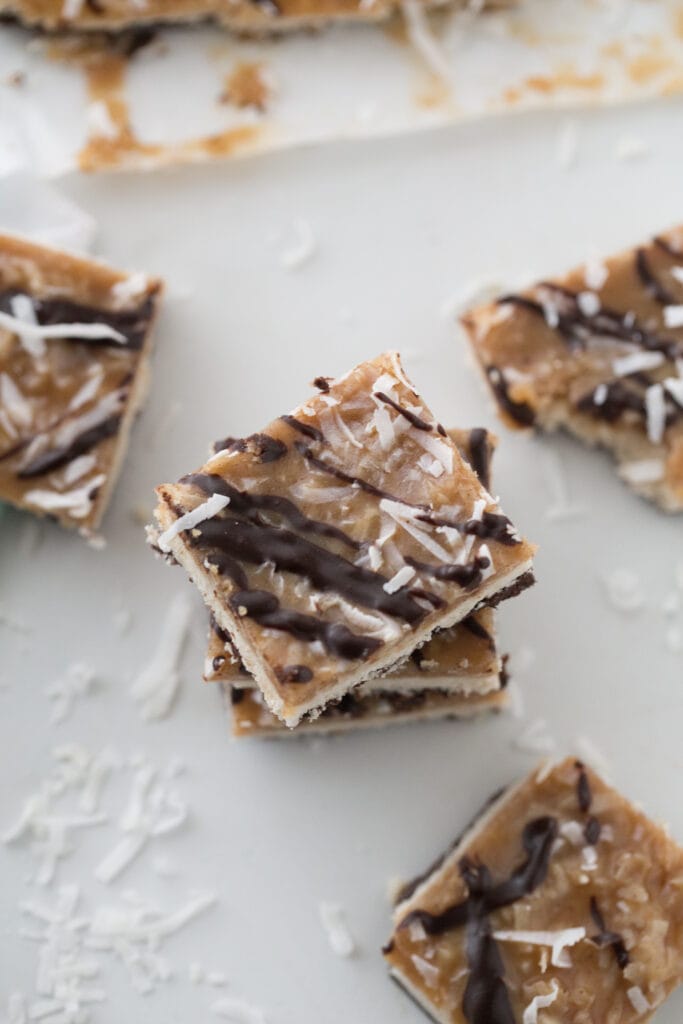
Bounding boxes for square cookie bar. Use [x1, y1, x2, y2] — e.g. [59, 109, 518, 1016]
[385, 757, 683, 1024]
[0, 233, 162, 535]
[151, 353, 535, 726]
[462, 227, 683, 510]
[226, 681, 508, 738]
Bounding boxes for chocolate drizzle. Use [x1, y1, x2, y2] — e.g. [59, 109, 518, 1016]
[575, 761, 592, 813]
[635, 247, 678, 306]
[461, 614, 494, 649]
[499, 283, 683, 361]
[275, 664, 313, 684]
[0, 289, 155, 351]
[16, 414, 121, 478]
[279, 415, 324, 442]
[466, 429, 491, 490]
[589, 897, 630, 970]
[374, 391, 433, 431]
[312, 376, 332, 393]
[212, 434, 287, 463]
[399, 816, 558, 1024]
[486, 367, 536, 427]
[406, 555, 491, 590]
[584, 816, 601, 845]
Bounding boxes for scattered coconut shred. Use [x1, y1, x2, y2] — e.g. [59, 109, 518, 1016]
[130, 591, 194, 721]
[318, 901, 356, 957]
[0, 743, 237, 1020]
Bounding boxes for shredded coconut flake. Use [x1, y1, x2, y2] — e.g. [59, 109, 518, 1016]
[24, 474, 105, 519]
[612, 350, 664, 376]
[318, 901, 355, 957]
[584, 256, 608, 291]
[664, 375, 683, 407]
[279, 219, 317, 270]
[45, 661, 97, 723]
[664, 304, 683, 329]
[383, 565, 416, 594]
[493, 928, 585, 968]
[626, 986, 650, 1014]
[0, 308, 126, 345]
[401, 0, 451, 81]
[157, 494, 230, 552]
[130, 592, 193, 721]
[513, 718, 556, 756]
[619, 459, 665, 485]
[644, 382, 666, 444]
[603, 568, 644, 613]
[379, 499, 454, 563]
[111, 272, 149, 307]
[522, 981, 559, 1024]
[577, 290, 600, 317]
[410, 953, 440, 987]
[211, 996, 267, 1023]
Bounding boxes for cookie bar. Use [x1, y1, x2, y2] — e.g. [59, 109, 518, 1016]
[0, 233, 162, 534]
[462, 226, 683, 511]
[150, 353, 535, 726]
[384, 756, 683, 1024]
[0, 0, 514, 35]
[205, 427, 504, 699]
[226, 681, 508, 737]
[206, 608, 504, 697]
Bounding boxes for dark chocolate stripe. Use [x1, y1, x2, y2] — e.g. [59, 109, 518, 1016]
[195, 515, 427, 624]
[275, 664, 313, 684]
[575, 761, 592, 813]
[584, 816, 601, 845]
[461, 614, 494, 648]
[460, 863, 515, 1024]
[399, 815, 558, 935]
[212, 433, 287, 463]
[635, 247, 678, 306]
[589, 897, 630, 970]
[406, 555, 491, 590]
[17, 414, 121, 478]
[466, 429, 491, 490]
[416, 509, 519, 547]
[501, 283, 683, 361]
[486, 367, 536, 427]
[279, 415, 324, 442]
[185, 472, 360, 551]
[295, 442, 431, 512]
[0, 289, 155, 351]
[374, 391, 433, 431]
[312, 376, 332, 393]
[228, 588, 381, 660]
[576, 378, 683, 429]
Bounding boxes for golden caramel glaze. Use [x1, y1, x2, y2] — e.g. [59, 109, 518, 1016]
[385, 757, 683, 1024]
[463, 226, 683, 511]
[152, 352, 535, 725]
[227, 680, 507, 737]
[0, 0, 514, 34]
[0, 233, 162, 533]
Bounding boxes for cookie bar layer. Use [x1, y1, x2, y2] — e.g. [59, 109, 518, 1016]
[205, 427, 503, 697]
[226, 681, 507, 737]
[0, 232, 162, 533]
[384, 757, 683, 1024]
[151, 352, 535, 726]
[206, 608, 503, 697]
[0, 0, 514, 35]
[462, 226, 683, 511]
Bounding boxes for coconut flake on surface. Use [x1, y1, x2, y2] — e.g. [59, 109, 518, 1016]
[603, 568, 644, 613]
[559, 820, 585, 846]
[62, 453, 98, 486]
[556, 118, 578, 168]
[583, 255, 608, 291]
[383, 565, 416, 594]
[522, 980, 559, 1024]
[157, 494, 230, 552]
[664, 376, 683, 407]
[413, 431, 453, 474]
[541, 449, 585, 522]
[94, 761, 187, 883]
[493, 928, 585, 968]
[615, 134, 649, 161]
[279, 219, 317, 271]
[0, 372, 33, 430]
[379, 500, 453, 563]
[619, 459, 665, 485]
[130, 592, 193, 720]
[45, 661, 97, 723]
[664, 305, 683, 329]
[513, 718, 556, 756]
[8, 292, 43, 358]
[0, 307, 127, 345]
[61, 0, 83, 17]
[626, 986, 650, 1014]
[211, 996, 267, 1023]
[593, 383, 608, 406]
[612, 350, 664, 376]
[318, 901, 356, 957]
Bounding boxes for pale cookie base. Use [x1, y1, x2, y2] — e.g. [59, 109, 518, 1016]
[225, 681, 508, 737]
